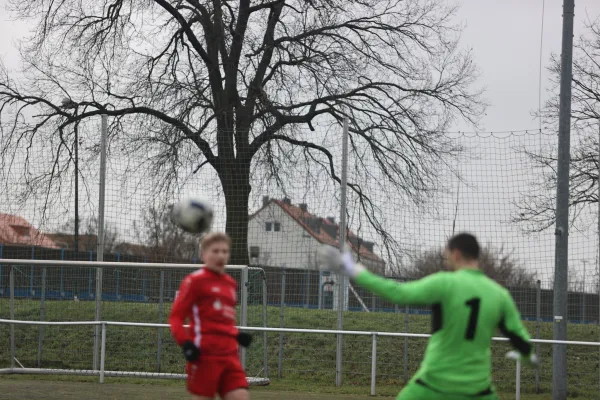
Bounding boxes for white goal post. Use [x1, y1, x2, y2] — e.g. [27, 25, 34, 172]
[0, 259, 269, 385]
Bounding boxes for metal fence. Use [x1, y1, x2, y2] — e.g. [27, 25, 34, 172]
[1, 259, 600, 396]
[4, 247, 600, 324]
[0, 259, 268, 377]
[1, 319, 599, 400]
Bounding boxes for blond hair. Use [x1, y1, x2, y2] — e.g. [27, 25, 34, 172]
[200, 232, 231, 251]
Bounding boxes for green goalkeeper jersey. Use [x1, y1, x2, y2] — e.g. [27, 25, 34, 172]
[355, 268, 532, 395]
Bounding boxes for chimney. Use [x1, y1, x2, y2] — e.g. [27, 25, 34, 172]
[308, 217, 321, 234]
[299, 203, 308, 212]
[283, 197, 292, 205]
[262, 196, 270, 207]
[327, 216, 335, 224]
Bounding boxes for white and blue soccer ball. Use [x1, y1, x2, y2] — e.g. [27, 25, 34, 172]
[172, 197, 214, 233]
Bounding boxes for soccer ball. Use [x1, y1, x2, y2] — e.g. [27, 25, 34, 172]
[172, 197, 214, 233]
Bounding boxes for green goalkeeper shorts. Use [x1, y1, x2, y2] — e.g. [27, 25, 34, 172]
[397, 379, 499, 400]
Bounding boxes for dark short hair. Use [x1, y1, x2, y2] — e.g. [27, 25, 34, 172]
[447, 233, 480, 260]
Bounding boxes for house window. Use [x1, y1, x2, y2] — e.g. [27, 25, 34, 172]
[265, 222, 281, 232]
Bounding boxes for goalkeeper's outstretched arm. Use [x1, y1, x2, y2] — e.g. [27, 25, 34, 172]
[353, 267, 448, 306]
[317, 245, 448, 306]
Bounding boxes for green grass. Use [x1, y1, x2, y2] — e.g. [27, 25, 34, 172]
[0, 375, 562, 399]
[0, 299, 599, 399]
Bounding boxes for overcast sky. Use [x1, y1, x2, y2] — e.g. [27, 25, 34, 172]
[455, 0, 600, 132]
[2, 0, 600, 286]
[3, 0, 600, 132]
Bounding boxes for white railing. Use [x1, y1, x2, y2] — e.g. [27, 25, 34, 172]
[2, 319, 599, 399]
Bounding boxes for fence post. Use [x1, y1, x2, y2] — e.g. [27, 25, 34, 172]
[404, 304, 409, 383]
[100, 323, 106, 383]
[115, 253, 121, 299]
[516, 359, 521, 400]
[168, 270, 172, 299]
[535, 280, 541, 393]
[307, 269, 312, 309]
[597, 279, 600, 395]
[10, 265, 15, 369]
[37, 266, 47, 368]
[240, 266, 249, 369]
[142, 270, 147, 301]
[30, 247, 34, 295]
[582, 285, 586, 324]
[370, 333, 377, 396]
[157, 270, 165, 373]
[88, 251, 93, 299]
[0, 244, 3, 295]
[318, 271, 322, 310]
[60, 249, 65, 298]
[278, 267, 286, 379]
[262, 273, 268, 378]
[90, 250, 98, 370]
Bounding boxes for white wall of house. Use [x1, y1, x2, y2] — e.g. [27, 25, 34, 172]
[248, 203, 322, 270]
[248, 202, 384, 273]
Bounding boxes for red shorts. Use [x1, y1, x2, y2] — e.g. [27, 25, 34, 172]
[186, 356, 249, 398]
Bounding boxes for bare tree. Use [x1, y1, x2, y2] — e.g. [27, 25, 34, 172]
[51, 216, 119, 253]
[514, 20, 600, 232]
[0, 0, 485, 264]
[406, 246, 536, 288]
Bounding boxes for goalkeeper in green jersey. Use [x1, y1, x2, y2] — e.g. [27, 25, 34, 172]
[318, 233, 538, 400]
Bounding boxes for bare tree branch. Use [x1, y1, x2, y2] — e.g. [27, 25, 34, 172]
[1, 0, 485, 264]
[515, 19, 600, 233]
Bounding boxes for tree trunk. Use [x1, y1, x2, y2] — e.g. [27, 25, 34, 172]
[221, 164, 251, 266]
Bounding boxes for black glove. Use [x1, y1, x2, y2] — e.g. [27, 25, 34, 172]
[237, 332, 253, 348]
[182, 340, 200, 362]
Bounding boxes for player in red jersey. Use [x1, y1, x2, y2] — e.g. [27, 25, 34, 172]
[169, 232, 252, 400]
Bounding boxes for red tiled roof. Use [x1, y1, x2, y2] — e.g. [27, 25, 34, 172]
[253, 200, 383, 263]
[0, 214, 60, 249]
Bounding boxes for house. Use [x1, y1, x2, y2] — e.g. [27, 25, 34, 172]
[45, 233, 98, 252]
[248, 197, 385, 274]
[0, 213, 59, 248]
[248, 197, 385, 311]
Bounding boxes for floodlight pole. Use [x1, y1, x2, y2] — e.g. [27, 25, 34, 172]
[552, 0, 574, 398]
[93, 114, 108, 370]
[336, 117, 349, 386]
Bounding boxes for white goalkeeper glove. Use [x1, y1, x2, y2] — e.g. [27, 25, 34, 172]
[505, 350, 540, 367]
[317, 245, 364, 278]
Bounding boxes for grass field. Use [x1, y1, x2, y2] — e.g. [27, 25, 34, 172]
[0, 299, 599, 399]
[0, 376, 561, 400]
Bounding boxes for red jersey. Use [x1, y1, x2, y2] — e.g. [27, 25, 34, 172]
[169, 268, 239, 357]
